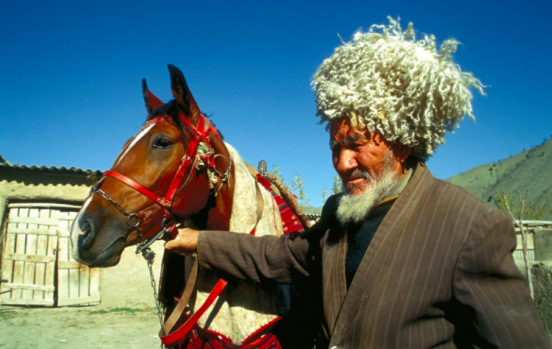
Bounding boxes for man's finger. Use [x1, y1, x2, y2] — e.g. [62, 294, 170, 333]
[164, 228, 199, 255]
[164, 240, 178, 250]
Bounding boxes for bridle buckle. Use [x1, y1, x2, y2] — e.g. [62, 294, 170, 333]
[158, 198, 171, 207]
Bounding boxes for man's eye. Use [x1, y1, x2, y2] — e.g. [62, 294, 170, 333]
[152, 137, 173, 149]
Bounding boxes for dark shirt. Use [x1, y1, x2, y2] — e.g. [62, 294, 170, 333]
[345, 202, 393, 287]
[344, 170, 412, 288]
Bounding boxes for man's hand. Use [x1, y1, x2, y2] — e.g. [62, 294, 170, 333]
[164, 228, 200, 255]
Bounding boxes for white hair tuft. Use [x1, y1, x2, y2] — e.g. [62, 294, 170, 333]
[312, 17, 485, 160]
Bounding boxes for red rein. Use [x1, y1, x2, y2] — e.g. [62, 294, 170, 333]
[96, 113, 291, 348]
[96, 113, 235, 347]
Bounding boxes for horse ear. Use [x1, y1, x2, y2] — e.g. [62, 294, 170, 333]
[142, 79, 164, 115]
[168, 64, 200, 124]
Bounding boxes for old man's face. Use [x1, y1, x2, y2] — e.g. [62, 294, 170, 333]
[329, 117, 406, 196]
[330, 117, 411, 223]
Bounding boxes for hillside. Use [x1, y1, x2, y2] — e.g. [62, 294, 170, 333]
[448, 137, 552, 218]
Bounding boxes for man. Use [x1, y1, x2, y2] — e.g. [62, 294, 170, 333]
[166, 18, 550, 348]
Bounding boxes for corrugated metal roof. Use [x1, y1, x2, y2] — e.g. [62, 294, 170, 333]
[0, 154, 10, 165]
[0, 161, 103, 177]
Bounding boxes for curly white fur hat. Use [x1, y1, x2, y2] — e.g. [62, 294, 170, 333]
[312, 17, 485, 160]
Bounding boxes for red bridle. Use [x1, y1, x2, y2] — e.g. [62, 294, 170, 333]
[90, 113, 224, 251]
[90, 112, 234, 345]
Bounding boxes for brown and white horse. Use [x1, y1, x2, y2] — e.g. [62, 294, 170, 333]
[70, 65, 301, 348]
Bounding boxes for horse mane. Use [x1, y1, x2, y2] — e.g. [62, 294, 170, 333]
[147, 100, 224, 140]
[147, 100, 179, 121]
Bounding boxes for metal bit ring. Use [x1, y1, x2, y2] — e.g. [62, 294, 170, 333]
[127, 213, 141, 228]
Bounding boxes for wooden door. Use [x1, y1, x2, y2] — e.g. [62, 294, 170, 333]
[1, 204, 60, 306]
[56, 210, 101, 306]
[1, 203, 100, 307]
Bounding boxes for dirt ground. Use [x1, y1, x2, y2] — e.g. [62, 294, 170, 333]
[0, 306, 164, 349]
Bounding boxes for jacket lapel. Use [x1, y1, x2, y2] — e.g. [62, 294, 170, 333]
[327, 163, 434, 336]
[321, 215, 348, 334]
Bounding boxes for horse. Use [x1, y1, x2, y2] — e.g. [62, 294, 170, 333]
[70, 65, 309, 348]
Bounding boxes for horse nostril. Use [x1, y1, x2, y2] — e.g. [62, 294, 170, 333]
[82, 222, 91, 235]
[81, 221, 94, 248]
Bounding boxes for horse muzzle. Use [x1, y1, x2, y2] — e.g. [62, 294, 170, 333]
[70, 210, 126, 267]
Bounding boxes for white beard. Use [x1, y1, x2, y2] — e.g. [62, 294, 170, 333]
[336, 165, 400, 225]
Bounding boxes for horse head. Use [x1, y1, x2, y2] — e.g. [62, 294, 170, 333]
[71, 65, 234, 267]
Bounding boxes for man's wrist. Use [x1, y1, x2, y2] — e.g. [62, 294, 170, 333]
[196, 231, 207, 254]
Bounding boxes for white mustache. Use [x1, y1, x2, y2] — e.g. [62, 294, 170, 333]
[343, 169, 371, 181]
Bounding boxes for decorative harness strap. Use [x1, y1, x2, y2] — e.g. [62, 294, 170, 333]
[160, 173, 306, 348]
[88, 112, 237, 348]
[159, 170, 266, 347]
[160, 274, 228, 346]
[256, 174, 305, 235]
[89, 112, 300, 348]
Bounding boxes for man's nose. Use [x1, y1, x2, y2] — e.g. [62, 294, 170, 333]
[335, 149, 357, 174]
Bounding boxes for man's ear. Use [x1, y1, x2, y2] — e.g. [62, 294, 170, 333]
[372, 132, 385, 146]
[383, 136, 412, 163]
[396, 144, 413, 164]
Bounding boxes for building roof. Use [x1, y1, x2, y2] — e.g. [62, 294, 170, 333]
[0, 154, 103, 178]
[306, 213, 321, 220]
[0, 154, 10, 166]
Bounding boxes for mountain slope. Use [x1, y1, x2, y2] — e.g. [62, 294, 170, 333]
[448, 137, 552, 216]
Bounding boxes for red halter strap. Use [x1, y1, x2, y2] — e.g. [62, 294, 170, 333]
[93, 113, 235, 347]
[99, 113, 220, 228]
[164, 115, 204, 203]
[103, 170, 172, 208]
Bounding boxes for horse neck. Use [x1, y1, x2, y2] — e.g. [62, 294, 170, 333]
[202, 127, 234, 231]
[221, 143, 283, 236]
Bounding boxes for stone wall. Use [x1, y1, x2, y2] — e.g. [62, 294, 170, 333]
[532, 262, 552, 337]
[0, 169, 91, 236]
[0, 168, 91, 283]
[516, 228, 552, 338]
[535, 229, 552, 261]
[0, 166, 165, 309]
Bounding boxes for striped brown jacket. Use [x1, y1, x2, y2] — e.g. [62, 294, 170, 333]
[198, 163, 550, 348]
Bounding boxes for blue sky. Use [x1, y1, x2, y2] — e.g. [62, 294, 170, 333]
[1, 0, 551, 207]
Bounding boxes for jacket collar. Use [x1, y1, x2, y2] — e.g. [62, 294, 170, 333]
[327, 162, 435, 334]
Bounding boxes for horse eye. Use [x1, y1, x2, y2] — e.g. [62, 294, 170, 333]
[152, 137, 173, 149]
